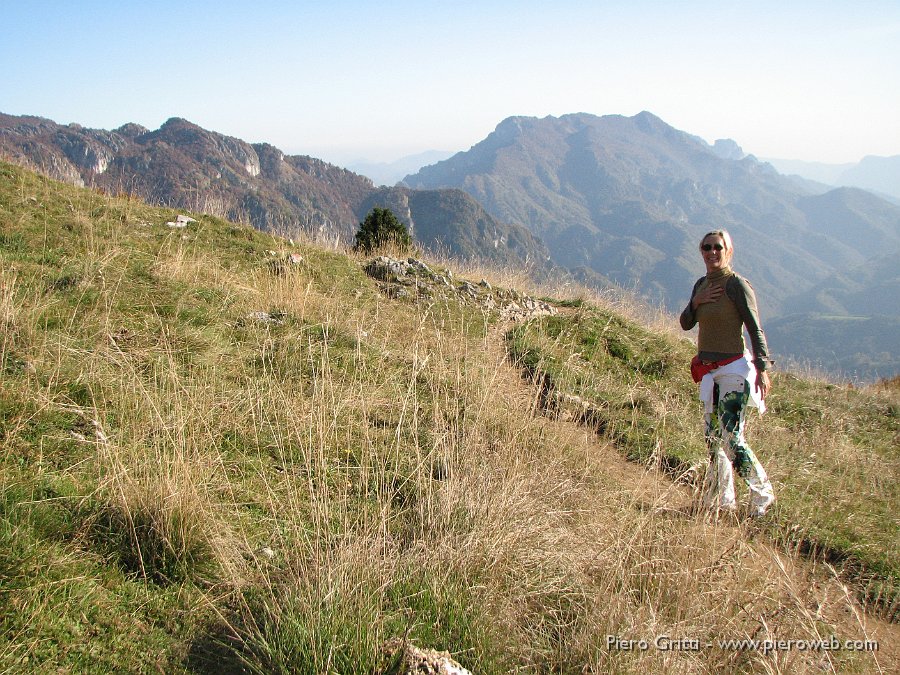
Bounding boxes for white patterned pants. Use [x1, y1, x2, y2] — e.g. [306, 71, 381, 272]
[702, 373, 775, 516]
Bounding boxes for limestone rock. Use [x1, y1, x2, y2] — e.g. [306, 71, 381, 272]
[166, 214, 196, 228]
[244, 311, 285, 326]
[363, 255, 556, 321]
[382, 639, 473, 675]
[365, 256, 410, 282]
[407, 258, 433, 276]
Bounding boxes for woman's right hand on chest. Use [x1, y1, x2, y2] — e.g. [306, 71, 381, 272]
[692, 284, 724, 310]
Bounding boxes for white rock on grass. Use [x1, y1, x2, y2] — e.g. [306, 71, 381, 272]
[382, 639, 473, 675]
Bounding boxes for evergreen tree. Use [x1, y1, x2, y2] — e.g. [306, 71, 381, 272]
[353, 207, 412, 254]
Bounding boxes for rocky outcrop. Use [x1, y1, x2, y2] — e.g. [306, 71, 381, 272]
[363, 256, 556, 320]
[382, 639, 473, 675]
[55, 126, 130, 175]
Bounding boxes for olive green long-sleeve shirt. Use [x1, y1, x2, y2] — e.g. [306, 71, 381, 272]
[680, 269, 772, 371]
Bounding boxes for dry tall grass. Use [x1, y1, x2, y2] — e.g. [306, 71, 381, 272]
[1, 164, 895, 673]
[184, 256, 897, 671]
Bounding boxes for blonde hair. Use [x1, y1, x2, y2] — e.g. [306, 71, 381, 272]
[700, 230, 734, 264]
[700, 229, 733, 250]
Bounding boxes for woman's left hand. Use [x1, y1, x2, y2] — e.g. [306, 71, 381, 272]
[756, 370, 771, 400]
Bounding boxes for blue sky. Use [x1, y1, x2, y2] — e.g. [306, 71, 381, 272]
[2, 1, 899, 166]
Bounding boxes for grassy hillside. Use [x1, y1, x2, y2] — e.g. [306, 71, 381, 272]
[1, 161, 896, 673]
[507, 310, 898, 610]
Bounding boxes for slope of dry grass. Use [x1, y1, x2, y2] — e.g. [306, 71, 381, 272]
[1, 161, 896, 673]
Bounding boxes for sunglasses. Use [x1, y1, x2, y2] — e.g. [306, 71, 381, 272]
[701, 243, 725, 252]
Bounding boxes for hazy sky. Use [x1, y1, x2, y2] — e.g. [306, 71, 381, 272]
[2, 1, 899, 166]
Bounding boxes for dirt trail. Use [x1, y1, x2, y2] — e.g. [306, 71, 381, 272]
[483, 316, 899, 673]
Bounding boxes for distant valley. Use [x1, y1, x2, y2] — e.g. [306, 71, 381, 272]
[764, 155, 900, 203]
[349, 150, 455, 187]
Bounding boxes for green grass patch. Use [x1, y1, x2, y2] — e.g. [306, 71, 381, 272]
[228, 564, 513, 674]
[506, 307, 701, 467]
[506, 306, 900, 616]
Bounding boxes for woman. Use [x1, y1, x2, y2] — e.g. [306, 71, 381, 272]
[680, 230, 775, 517]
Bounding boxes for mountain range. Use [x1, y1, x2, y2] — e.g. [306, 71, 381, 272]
[402, 112, 900, 379]
[404, 113, 900, 311]
[0, 113, 549, 272]
[2, 110, 898, 380]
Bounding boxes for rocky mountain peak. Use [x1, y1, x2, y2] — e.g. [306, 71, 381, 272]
[712, 138, 745, 160]
[114, 122, 149, 139]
